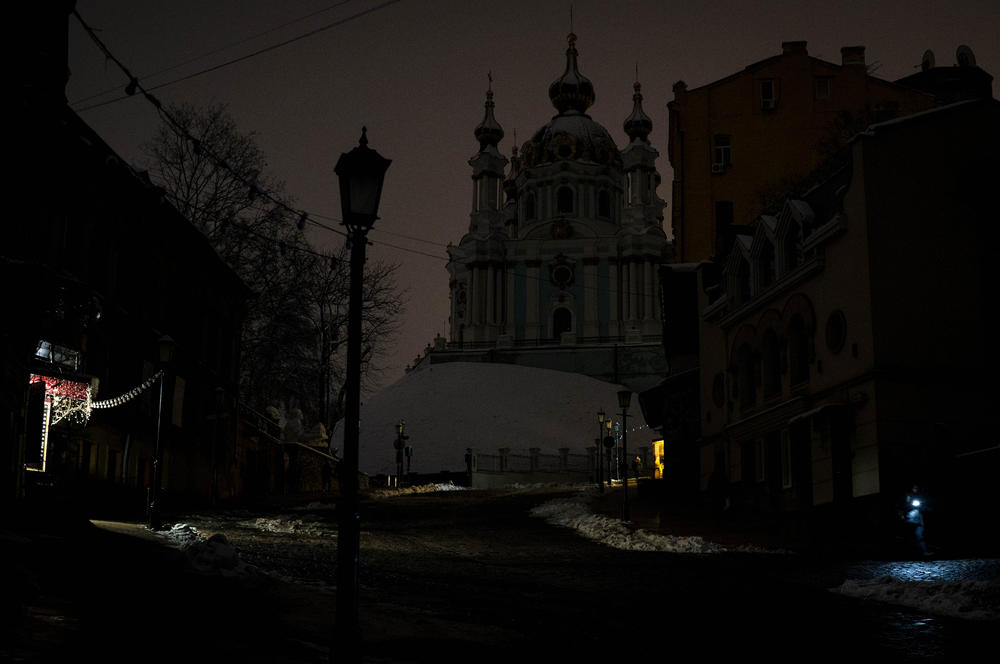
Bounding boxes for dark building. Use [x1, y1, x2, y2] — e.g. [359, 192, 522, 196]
[4, 4, 251, 515]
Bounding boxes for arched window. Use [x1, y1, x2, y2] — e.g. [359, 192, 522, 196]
[737, 343, 756, 412]
[557, 186, 574, 215]
[524, 193, 536, 221]
[598, 190, 611, 218]
[553, 307, 572, 339]
[762, 329, 781, 399]
[788, 314, 809, 385]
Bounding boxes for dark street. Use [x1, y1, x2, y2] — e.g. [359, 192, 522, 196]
[5, 486, 997, 662]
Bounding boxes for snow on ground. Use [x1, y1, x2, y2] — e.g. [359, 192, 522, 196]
[529, 489, 775, 554]
[335, 362, 640, 476]
[164, 523, 254, 576]
[832, 569, 1000, 622]
[161, 485, 998, 622]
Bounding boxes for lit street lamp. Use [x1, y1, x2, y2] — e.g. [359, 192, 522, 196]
[596, 409, 606, 493]
[334, 127, 390, 650]
[618, 389, 632, 523]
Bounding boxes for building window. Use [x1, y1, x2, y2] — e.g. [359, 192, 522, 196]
[553, 307, 572, 339]
[598, 189, 611, 218]
[780, 430, 792, 489]
[556, 186, 574, 215]
[760, 79, 776, 111]
[713, 134, 731, 169]
[524, 193, 536, 221]
[814, 77, 832, 100]
[783, 224, 801, 274]
[825, 310, 847, 354]
[762, 329, 781, 399]
[758, 241, 776, 290]
[737, 342, 756, 412]
[788, 314, 809, 386]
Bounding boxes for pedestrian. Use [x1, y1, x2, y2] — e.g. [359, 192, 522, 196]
[904, 484, 931, 557]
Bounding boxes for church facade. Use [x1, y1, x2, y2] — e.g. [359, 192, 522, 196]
[436, 34, 670, 391]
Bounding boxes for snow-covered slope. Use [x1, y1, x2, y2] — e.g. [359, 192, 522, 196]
[337, 362, 644, 476]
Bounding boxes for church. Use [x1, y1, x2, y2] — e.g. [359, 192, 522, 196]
[431, 33, 671, 391]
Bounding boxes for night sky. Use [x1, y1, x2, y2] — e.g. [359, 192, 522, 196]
[65, 0, 999, 395]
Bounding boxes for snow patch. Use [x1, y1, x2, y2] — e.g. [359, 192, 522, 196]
[832, 577, 1000, 622]
[529, 494, 776, 554]
[163, 522, 253, 577]
[369, 481, 471, 498]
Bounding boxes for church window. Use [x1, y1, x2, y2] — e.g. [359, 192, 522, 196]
[525, 193, 536, 221]
[557, 186, 574, 215]
[553, 307, 573, 339]
[598, 190, 611, 218]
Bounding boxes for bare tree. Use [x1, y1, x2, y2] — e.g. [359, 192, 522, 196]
[142, 103, 404, 435]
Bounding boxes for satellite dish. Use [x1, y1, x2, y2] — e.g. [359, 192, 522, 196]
[921, 49, 935, 71]
[956, 45, 976, 67]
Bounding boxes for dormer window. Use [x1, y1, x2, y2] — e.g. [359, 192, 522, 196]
[556, 186, 574, 215]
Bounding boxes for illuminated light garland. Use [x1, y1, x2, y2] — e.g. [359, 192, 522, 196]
[90, 370, 164, 411]
[30, 370, 164, 427]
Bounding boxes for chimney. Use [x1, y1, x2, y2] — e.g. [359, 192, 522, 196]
[782, 41, 808, 56]
[20, 1, 75, 109]
[841, 46, 866, 67]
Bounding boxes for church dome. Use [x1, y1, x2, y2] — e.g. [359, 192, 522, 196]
[520, 113, 622, 168]
[548, 33, 595, 114]
[520, 33, 621, 169]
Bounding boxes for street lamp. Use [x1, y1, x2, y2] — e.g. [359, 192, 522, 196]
[394, 419, 408, 486]
[604, 418, 614, 488]
[618, 389, 632, 523]
[148, 334, 175, 530]
[596, 409, 606, 492]
[334, 127, 390, 648]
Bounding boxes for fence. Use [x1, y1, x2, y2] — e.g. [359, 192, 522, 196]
[465, 447, 596, 488]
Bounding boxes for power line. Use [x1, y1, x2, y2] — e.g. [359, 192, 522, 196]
[73, 0, 402, 112]
[71, 1, 359, 106]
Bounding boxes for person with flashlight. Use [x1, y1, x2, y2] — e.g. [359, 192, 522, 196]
[904, 485, 931, 557]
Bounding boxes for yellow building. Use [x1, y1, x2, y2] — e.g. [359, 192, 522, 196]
[667, 41, 935, 263]
[695, 97, 999, 552]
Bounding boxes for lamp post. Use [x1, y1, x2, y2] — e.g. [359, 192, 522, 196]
[596, 409, 606, 492]
[394, 419, 408, 486]
[148, 334, 175, 530]
[604, 419, 614, 488]
[618, 389, 632, 523]
[334, 127, 390, 650]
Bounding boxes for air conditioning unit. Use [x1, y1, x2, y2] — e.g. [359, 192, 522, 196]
[711, 163, 725, 174]
[762, 99, 776, 111]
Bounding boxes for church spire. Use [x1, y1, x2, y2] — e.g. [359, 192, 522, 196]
[474, 72, 504, 150]
[624, 69, 652, 142]
[548, 33, 595, 114]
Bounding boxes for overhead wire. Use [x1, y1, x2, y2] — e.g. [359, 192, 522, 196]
[70, 7, 664, 299]
[71, 0, 359, 106]
[73, 0, 402, 112]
